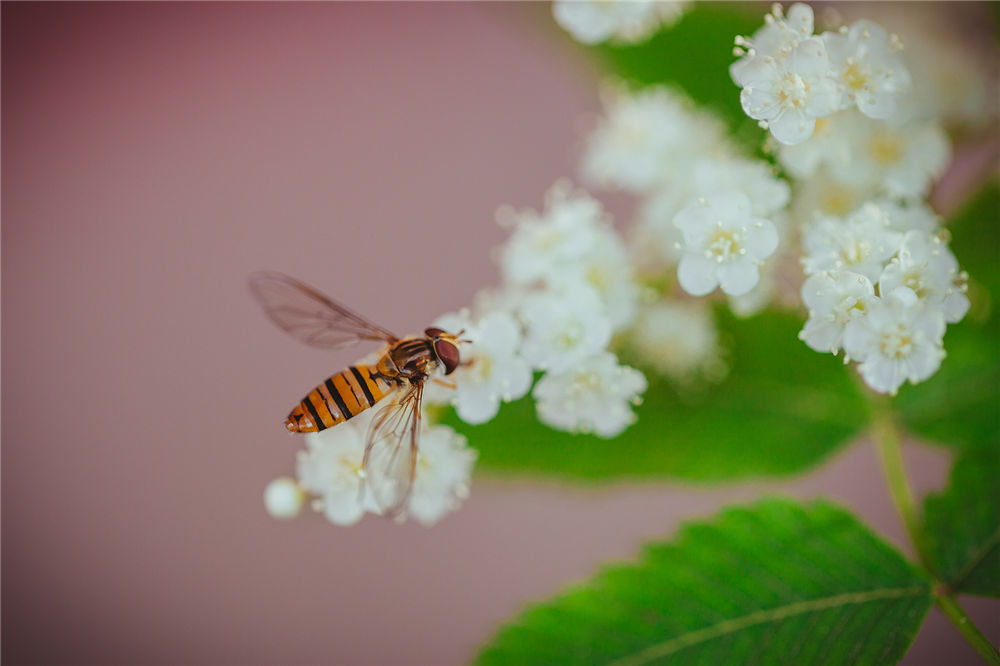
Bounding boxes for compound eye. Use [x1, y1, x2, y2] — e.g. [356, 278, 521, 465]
[433, 339, 460, 375]
[424, 327, 447, 339]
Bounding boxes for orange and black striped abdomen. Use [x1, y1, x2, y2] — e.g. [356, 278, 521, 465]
[285, 364, 394, 433]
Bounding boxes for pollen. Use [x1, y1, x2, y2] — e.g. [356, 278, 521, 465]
[870, 133, 904, 165]
[879, 326, 914, 360]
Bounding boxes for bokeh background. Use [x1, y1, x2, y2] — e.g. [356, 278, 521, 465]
[2, 3, 996, 664]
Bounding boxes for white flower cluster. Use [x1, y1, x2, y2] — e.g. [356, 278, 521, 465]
[582, 85, 789, 314]
[727, 3, 973, 395]
[552, 0, 688, 45]
[732, 3, 911, 145]
[265, 409, 477, 526]
[799, 202, 969, 394]
[429, 181, 648, 438]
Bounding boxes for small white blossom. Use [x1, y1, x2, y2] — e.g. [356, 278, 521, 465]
[737, 36, 841, 145]
[731, 3, 816, 86]
[779, 110, 950, 200]
[824, 19, 911, 119]
[552, 0, 687, 45]
[843, 287, 946, 394]
[692, 157, 791, 217]
[802, 203, 903, 282]
[628, 300, 721, 382]
[799, 271, 877, 354]
[789, 170, 872, 225]
[533, 352, 647, 438]
[407, 425, 477, 526]
[519, 288, 612, 372]
[879, 230, 970, 323]
[263, 477, 304, 520]
[875, 198, 940, 234]
[582, 87, 731, 193]
[673, 190, 779, 296]
[498, 182, 608, 287]
[296, 415, 372, 526]
[427, 309, 532, 424]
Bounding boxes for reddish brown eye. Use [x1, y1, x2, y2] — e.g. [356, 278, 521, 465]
[433, 340, 460, 375]
[425, 327, 447, 339]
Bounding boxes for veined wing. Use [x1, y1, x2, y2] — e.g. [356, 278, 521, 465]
[249, 271, 398, 349]
[361, 381, 423, 520]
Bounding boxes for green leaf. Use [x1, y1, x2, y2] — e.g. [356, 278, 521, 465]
[447, 309, 868, 482]
[593, 3, 764, 150]
[476, 499, 933, 665]
[895, 184, 1000, 449]
[924, 447, 1000, 598]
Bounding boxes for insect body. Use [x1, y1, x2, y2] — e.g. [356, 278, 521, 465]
[249, 271, 463, 518]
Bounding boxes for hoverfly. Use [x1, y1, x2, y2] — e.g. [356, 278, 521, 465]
[249, 271, 465, 520]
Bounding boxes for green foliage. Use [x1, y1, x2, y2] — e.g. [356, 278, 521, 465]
[924, 447, 1000, 598]
[895, 185, 1000, 449]
[476, 499, 933, 666]
[446, 309, 869, 482]
[593, 3, 764, 150]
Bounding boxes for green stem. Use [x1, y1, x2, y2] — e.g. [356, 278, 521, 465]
[935, 592, 1000, 665]
[868, 394, 1000, 663]
[868, 397, 933, 570]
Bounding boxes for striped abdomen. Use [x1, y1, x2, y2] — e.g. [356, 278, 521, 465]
[286, 364, 395, 433]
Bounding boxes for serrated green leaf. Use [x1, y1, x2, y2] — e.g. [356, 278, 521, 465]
[448, 309, 868, 482]
[924, 447, 1000, 598]
[476, 499, 933, 665]
[895, 184, 1000, 449]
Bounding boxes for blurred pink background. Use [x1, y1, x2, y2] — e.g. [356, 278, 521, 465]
[2, 3, 996, 665]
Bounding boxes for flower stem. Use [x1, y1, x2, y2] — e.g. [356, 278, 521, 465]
[868, 393, 1000, 663]
[934, 591, 1000, 665]
[868, 396, 932, 570]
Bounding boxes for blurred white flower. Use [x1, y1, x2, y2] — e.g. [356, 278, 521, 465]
[498, 181, 609, 287]
[843, 287, 946, 394]
[874, 198, 940, 234]
[533, 352, 647, 438]
[737, 36, 841, 144]
[879, 230, 970, 323]
[802, 203, 903, 282]
[692, 157, 791, 216]
[628, 300, 721, 381]
[673, 190, 779, 296]
[824, 19, 910, 119]
[427, 309, 532, 424]
[552, 0, 687, 45]
[263, 477, 304, 520]
[297, 415, 372, 526]
[778, 110, 950, 200]
[799, 270, 877, 354]
[582, 87, 731, 193]
[407, 425, 477, 527]
[519, 288, 612, 372]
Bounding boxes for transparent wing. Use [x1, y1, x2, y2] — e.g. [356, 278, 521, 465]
[249, 271, 398, 349]
[362, 381, 423, 520]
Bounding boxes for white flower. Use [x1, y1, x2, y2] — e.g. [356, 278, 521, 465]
[738, 36, 841, 145]
[552, 0, 687, 45]
[824, 19, 910, 119]
[802, 203, 903, 282]
[779, 110, 950, 200]
[673, 190, 779, 296]
[407, 425, 477, 527]
[533, 352, 647, 438]
[296, 415, 372, 526]
[582, 87, 731, 193]
[731, 3, 816, 86]
[875, 198, 939, 233]
[799, 271, 877, 354]
[789, 170, 872, 225]
[628, 300, 721, 381]
[519, 288, 612, 372]
[427, 309, 532, 424]
[498, 182, 608, 287]
[843, 287, 946, 394]
[878, 230, 970, 323]
[691, 157, 790, 216]
[263, 477, 304, 520]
